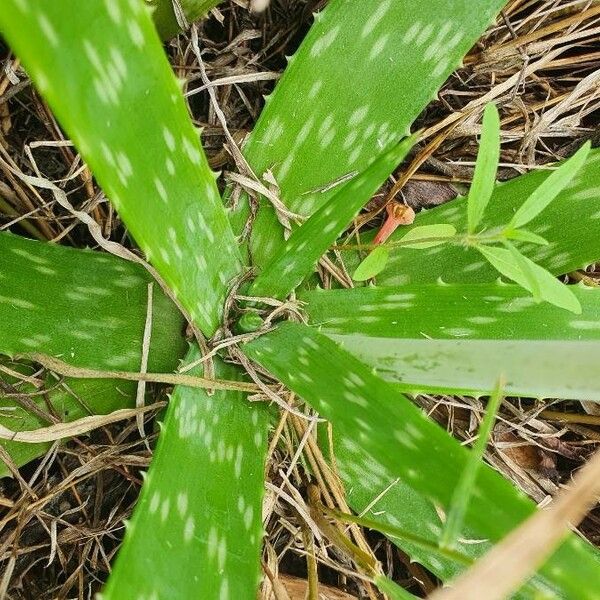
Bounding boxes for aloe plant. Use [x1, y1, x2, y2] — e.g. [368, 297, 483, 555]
[2, 0, 600, 598]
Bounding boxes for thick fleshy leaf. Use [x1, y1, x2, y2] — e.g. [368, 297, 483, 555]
[374, 149, 600, 285]
[231, 0, 508, 267]
[0, 0, 242, 337]
[101, 353, 269, 600]
[244, 322, 600, 598]
[0, 232, 186, 477]
[250, 138, 414, 298]
[467, 103, 500, 233]
[509, 142, 591, 229]
[301, 283, 600, 400]
[477, 245, 581, 313]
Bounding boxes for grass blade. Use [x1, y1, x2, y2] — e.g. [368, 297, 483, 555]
[244, 322, 600, 598]
[232, 0, 508, 267]
[509, 141, 591, 229]
[467, 103, 500, 233]
[0, 232, 185, 476]
[250, 138, 414, 298]
[0, 0, 242, 337]
[440, 379, 504, 549]
[373, 149, 600, 285]
[101, 353, 269, 599]
[301, 283, 600, 400]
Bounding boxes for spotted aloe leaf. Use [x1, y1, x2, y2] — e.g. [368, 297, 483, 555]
[244, 322, 600, 598]
[0, 0, 242, 337]
[232, 0, 508, 267]
[300, 283, 600, 400]
[373, 148, 600, 286]
[250, 137, 415, 299]
[0, 232, 186, 477]
[101, 353, 269, 600]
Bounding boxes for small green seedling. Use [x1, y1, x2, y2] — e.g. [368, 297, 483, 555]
[353, 104, 590, 314]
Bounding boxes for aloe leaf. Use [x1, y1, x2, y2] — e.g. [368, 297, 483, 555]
[467, 103, 500, 234]
[353, 246, 390, 281]
[0, 0, 242, 337]
[232, 0, 508, 267]
[150, 0, 221, 39]
[396, 223, 456, 249]
[477, 245, 580, 313]
[300, 283, 600, 400]
[0, 232, 186, 477]
[244, 322, 600, 598]
[509, 142, 591, 229]
[250, 138, 414, 298]
[101, 352, 269, 599]
[375, 149, 600, 285]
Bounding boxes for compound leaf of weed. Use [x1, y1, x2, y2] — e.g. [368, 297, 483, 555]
[503, 241, 541, 302]
[509, 141, 591, 229]
[250, 137, 415, 298]
[467, 103, 500, 233]
[243, 322, 600, 598]
[503, 228, 549, 246]
[101, 353, 269, 600]
[370, 149, 600, 285]
[477, 245, 580, 313]
[0, 0, 242, 338]
[353, 246, 391, 281]
[396, 223, 456, 249]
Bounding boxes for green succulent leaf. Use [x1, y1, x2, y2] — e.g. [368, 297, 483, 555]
[353, 246, 391, 281]
[509, 142, 591, 229]
[0, 232, 186, 477]
[250, 137, 415, 298]
[467, 103, 500, 234]
[477, 245, 580, 313]
[244, 322, 600, 599]
[301, 283, 600, 400]
[233, 0, 508, 267]
[372, 149, 600, 285]
[396, 223, 456, 249]
[0, 0, 242, 337]
[102, 353, 269, 600]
